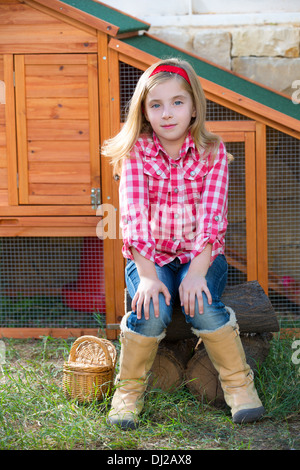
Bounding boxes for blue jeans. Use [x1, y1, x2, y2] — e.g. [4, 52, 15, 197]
[125, 254, 229, 337]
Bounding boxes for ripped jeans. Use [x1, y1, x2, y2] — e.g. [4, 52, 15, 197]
[125, 254, 229, 337]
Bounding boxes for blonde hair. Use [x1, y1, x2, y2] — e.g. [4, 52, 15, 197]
[102, 58, 221, 174]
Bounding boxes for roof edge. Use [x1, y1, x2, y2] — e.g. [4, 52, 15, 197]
[32, 0, 150, 36]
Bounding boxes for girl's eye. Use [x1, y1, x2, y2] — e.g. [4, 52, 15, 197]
[174, 100, 183, 106]
[151, 103, 160, 109]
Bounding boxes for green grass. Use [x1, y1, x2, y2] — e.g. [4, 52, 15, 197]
[0, 333, 299, 450]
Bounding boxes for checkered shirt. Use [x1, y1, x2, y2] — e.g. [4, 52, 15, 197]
[119, 132, 228, 267]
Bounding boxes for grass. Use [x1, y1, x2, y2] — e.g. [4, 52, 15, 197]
[0, 333, 299, 451]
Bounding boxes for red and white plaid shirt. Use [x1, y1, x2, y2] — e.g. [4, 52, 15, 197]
[119, 131, 228, 267]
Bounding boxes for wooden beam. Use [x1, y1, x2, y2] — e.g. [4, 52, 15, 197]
[3, 55, 18, 206]
[0, 328, 100, 339]
[14, 55, 29, 204]
[255, 122, 269, 294]
[98, 31, 117, 339]
[245, 131, 257, 281]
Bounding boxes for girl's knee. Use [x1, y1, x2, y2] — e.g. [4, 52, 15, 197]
[127, 292, 172, 337]
[188, 298, 229, 332]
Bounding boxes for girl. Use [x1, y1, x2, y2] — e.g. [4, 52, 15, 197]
[102, 58, 264, 430]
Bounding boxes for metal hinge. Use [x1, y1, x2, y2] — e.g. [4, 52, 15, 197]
[91, 187, 101, 210]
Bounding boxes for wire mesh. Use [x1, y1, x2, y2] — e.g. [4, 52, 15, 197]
[120, 61, 143, 122]
[0, 237, 106, 329]
[266, 128, 300, 326]
[225, 142, 247, 287]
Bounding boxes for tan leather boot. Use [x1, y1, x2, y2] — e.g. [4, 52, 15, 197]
[108, 313, 165, 430]
[195, 307, 265, 424]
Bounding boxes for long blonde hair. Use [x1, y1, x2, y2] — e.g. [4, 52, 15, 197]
[101, 58, 221, 174]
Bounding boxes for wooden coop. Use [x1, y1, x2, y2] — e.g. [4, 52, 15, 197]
[0, 0, 299, 342]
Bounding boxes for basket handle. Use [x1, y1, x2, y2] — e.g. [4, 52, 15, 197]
[69, 335, 112, 367]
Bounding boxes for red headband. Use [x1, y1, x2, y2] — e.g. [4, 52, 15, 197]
[149, 65, 191, 85]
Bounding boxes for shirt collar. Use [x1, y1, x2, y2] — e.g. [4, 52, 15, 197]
[152, 131, 198, 162]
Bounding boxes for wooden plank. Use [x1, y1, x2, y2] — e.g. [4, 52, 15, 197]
[0, 43, 97, 54]
[0, 216, 100, 226]
[0, 168, 8, 189]
[28, 141, 90, 161]
[0, 226, 98, 236]
[0, 205, 96, 216]
[24, 54, 88, 65]
[27, 119, 89, 140]
[3, 55, 18, 205]
[28, 162, 91, 184]
[26, 97, 89, 120]
[29, 183, 90, 196]
[0, 24, 94, 44]
[255, 122, 269, 294]
[98, 31, 117, 339]
[25, 64, 88, 77]
[0, 153, 7, 168]
[26, 75, 88, 98]
[206, 121, 256, 132]
[0, 328, 100, 339]
[108, 47, 126, 334]
[245, 132, 257, 282]
[14, 54, 29, 204]
[87, 54, 100, 188]
[0, 190, 9, 207]
[27, 195, 90, 205]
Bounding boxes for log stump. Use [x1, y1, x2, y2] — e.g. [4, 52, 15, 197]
[125, 281, 279, 402]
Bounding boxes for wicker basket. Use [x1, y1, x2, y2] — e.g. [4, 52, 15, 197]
[63, 336, 117, 403]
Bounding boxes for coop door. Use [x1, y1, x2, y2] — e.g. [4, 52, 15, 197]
[14, 54, 100, 205]
[207, 123, 257, 286]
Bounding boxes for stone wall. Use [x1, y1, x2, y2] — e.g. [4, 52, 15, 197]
[105, 0, 300, 96]
[148, 25, 300, 96]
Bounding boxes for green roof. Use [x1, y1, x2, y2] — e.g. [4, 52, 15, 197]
[122, 34, 300, 122]
[60, 0, 150, 34]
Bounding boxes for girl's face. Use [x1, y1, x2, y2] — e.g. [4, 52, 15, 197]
[144, 77, 196, 158]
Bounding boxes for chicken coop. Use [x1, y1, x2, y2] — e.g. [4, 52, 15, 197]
[0, 0, 299, 340]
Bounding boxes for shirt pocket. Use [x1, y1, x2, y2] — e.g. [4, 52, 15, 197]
[183, 160, 208, 204]
[143, 160, 171, 198]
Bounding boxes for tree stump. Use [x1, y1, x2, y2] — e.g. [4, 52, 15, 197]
[149, 338, 197, 392]
[125, 281, 279, 401]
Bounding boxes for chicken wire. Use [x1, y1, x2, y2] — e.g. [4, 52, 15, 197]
[0, 237, 106, 329]
[266, 128, 300, 326]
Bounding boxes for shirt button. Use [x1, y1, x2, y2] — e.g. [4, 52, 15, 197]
[190, 170, 196, 176]
[174, 188, 179, 193]
[156, 170, 162, 175]
[174, 213, 179, 219]
[214, 215, 220, 221]
[172, 236, 177, 241]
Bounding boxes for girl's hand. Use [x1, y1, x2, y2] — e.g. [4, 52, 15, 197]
[132, 277, 171, 320]
[179, 274, 212, 317]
